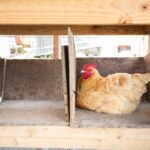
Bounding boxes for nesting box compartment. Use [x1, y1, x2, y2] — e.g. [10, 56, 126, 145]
[63, 32, 150, 128]
[74, 57, 150, 128]
[0, 59, 68, 126]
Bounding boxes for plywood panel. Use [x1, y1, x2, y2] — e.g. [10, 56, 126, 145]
[61, 46, 70, 122]
[0, 58, 146, 100]
[0, 100, 67, 126]
[0, 0, 150, 25]
[75, 101, 150, 128]
[2, 60, 63, 100]
[68, 28, 76, 124]
[76, 57, 145, 79]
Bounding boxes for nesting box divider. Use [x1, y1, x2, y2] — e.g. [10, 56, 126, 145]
[61, 28, 77, 125]
[61, 45, 70, 122]
[66, 28, 150, 128]
[0, 59, 69, 126]
[0, 59, 7, 102]
[68, 27, 76, 125]
[144, 53, 150, 102]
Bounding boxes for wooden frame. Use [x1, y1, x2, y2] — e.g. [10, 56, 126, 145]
[0, 126, 149, 149]
[0, 0, 150, 148]
[0, 0, 150, 25]
[0, 28, 149, 150]
[0, 25, 150, 35]
[0, 27, 149, 150]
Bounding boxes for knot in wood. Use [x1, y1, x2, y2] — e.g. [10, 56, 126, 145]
[140, 1, 150, 11]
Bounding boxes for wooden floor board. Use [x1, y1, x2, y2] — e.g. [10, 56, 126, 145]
[75, 101, 150, 128]
[0, 100, 67, 126]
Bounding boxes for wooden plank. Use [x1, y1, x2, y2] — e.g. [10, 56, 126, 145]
[68, 27, 76, 125]
[0, 126, 150, 149]
[0, 0, 150, 25]
[75, 102, 150, 128]
[15, 36, 22, 45]
[77, 57, 145, 77]
[0, 25, 150, 35]
[0, 59, 7, 102]
[148, 35, 150, 53]
[61, 46, 70, 122]
[144, 51, 150, 102]
[2, 59, 63, 100]
[144, 53, 150, 72]
[0, 100, 67, 126]
[145, 36, 150, 73]
[145, 36, 150, 71]
[53, 35, 60, 59]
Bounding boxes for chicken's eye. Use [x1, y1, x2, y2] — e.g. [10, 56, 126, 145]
[87, 69, 93, 74]
[86, 69, 94, 77]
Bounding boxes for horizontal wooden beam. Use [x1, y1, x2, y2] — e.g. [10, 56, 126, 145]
[0, 0, 150, 25]
[0, 25, 150, 35]
[0, 126, 150, 149]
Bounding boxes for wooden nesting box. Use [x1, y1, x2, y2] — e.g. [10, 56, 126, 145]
[71, 56, 150, 128]
[0, 0, 150, 149]
[63, 29, 150, 129]
[0, 59, 69, 125]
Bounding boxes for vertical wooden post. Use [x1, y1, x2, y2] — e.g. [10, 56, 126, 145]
[0, 59, 7, 102]
[144, 35, 150, 102]
[145, 36, 150, 72]
[53, 35, 60, 59]
[15, 36, 22, 45]
[61, 46, 70, 122]
[148, 35, 150, 53]
[68, 27, 76, 125]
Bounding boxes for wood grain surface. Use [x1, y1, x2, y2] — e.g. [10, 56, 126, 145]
[0, 0, 150, 25]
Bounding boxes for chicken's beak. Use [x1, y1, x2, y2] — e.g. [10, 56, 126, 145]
[80, 70, 85, 74]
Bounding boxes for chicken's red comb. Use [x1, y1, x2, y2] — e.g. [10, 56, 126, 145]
[83, 63, 97, 70]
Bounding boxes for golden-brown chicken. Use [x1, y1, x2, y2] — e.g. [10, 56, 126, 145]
[76, 64, 150, 115]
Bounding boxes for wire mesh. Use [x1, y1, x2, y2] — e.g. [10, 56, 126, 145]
[0, 35, 148, 59]
[0, 35, 53, 59]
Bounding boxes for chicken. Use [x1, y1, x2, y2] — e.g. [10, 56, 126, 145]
[76, 64, 150, 115]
